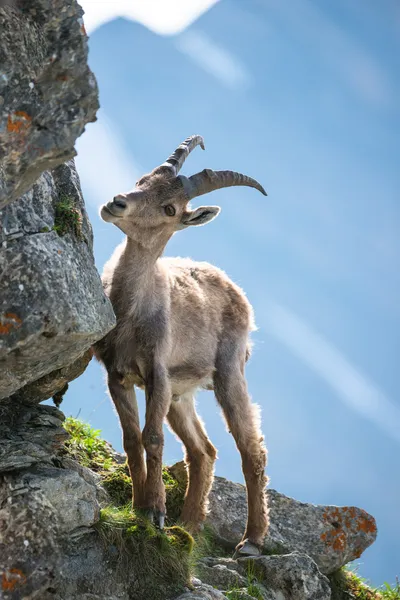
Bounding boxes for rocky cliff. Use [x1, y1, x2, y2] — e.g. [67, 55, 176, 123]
[0, 412, 379, 599]
[0, 2, 381, 599]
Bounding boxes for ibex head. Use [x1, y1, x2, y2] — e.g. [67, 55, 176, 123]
[100, 135, 267, 244]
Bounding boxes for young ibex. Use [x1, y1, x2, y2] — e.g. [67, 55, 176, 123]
[94, 135, 269, 556]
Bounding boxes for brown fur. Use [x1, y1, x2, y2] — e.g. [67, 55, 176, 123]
[93, 145, 269, 551]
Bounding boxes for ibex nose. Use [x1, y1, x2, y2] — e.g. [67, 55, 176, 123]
[113, 196, 127, 209]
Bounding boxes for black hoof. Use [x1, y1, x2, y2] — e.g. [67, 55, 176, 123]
[233, 539, 262, 559]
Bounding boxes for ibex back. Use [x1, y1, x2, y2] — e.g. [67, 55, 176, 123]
[93, 135, 269, 557]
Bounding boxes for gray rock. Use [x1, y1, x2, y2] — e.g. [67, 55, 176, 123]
[0, 467, 61, 598]
[61, 456, 109, 506]
[207, 476, 377, 575]
[198, 557, 241, 572]
[0, 159, 115, 400]
[0, 0, 99, 208]
[174, 582, 229, 600]
[20, 465, 100, 533]
[196, 557, 247, 590]
[223, 592, 259, 600]
[238, 553, 331, 600]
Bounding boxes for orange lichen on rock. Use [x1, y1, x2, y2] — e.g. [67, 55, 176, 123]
[332, 532, 346, 551]
[320, 506, 377, 556]
[0, 312, 22, 334]
[7, 111, 32, 134]
[2, 568, 26, 591]
[357, 511, 377, 534]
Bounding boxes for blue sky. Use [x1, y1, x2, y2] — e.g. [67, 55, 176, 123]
[52, 0, 400, 586]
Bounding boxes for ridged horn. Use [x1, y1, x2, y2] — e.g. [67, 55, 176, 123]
[180, 169, 267, 199]
[160, 135, 205, 175]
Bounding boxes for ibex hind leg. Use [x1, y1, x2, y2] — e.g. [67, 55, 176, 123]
[167, 393, 217, 532]
[213, 335, 269, 555]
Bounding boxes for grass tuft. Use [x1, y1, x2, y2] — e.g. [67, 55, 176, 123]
[63, 417, 115, 471]
[53, 196, 83, 239]
[330, 566, 400, 600]
[225, 559, 264, 600]
[96, 505, 192, 599]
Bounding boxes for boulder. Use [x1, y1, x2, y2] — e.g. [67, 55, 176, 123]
[0, 159, 115, 400]
[238, 553, 331, 600]
[171, 463, 377, 575]
[0, 0, 99, 208]
[196, 556, 247, 590]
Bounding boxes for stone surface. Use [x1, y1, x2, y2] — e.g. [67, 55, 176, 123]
[0, 159, 115, 400]
[171, 463, 377, 575]
[196, 557, 247, 590]
[20, 466, 100, 533]
[238, 553, 331, 600]
[0, 0, 99, 208]
[174, 582, 229, 600]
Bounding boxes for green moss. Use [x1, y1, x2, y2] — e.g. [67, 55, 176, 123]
[102, 467, 132, 506]
[167, 525, 195, 554]
[53, 196, 83, 239]
[163, 465, 186, 524]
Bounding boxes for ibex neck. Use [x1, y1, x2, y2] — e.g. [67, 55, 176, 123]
[124, 233, 170, 273]
[117, 235, 170, 316]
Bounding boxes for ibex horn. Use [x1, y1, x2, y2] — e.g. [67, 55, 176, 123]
[180, 169, 267, 199]
[160, 135, 205, 175]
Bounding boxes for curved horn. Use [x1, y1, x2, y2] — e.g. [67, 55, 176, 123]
[160, 135, 205, 175]
[180, 169, 267, 199]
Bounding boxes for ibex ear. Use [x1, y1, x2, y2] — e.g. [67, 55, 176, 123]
[179, 206, 220, 229]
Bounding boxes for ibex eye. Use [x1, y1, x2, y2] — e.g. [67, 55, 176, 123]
[164, 205, 176, 217]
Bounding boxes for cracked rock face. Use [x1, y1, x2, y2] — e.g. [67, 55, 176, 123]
[0, 159, 115, 400]
[0, 0, 99, 208]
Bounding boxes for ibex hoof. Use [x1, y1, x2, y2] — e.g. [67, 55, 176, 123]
[157, 511, 165, 530]
[144, 509, 166, 530]
[233, 539, 262, 559]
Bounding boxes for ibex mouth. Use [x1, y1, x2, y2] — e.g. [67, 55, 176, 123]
[100, 204, 121, 221]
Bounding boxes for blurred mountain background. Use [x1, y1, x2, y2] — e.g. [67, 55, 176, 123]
[46, 0, 399, 586]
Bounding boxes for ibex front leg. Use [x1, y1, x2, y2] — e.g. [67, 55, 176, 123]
[107, 372, 146, 508]
[142, 363, 171, 528]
